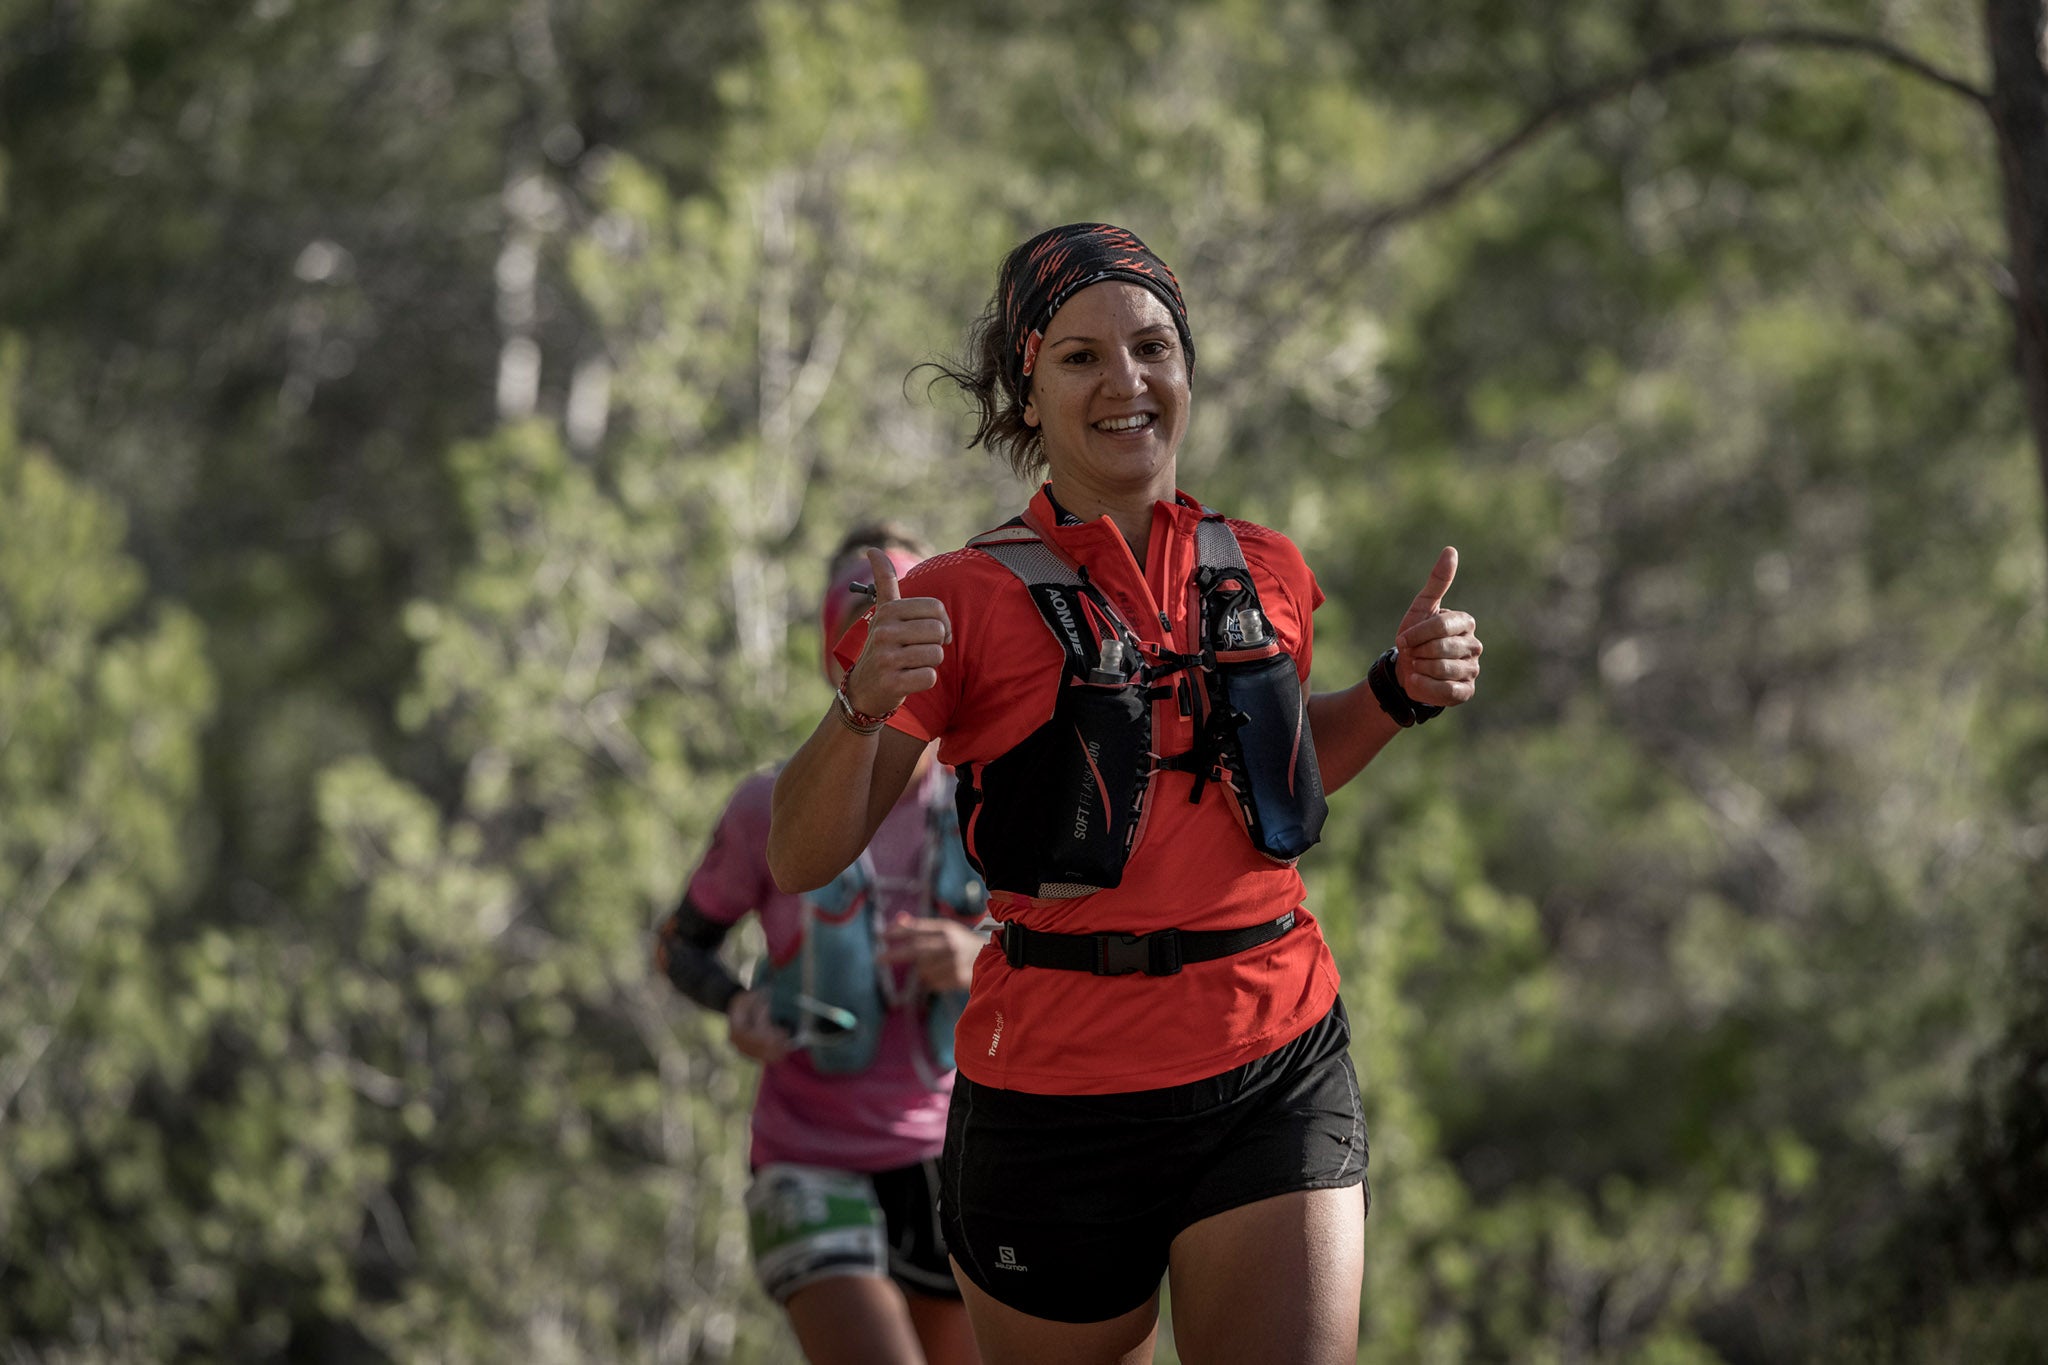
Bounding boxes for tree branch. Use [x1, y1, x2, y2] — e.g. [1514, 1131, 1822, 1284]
[1327, 27, 1991, 261]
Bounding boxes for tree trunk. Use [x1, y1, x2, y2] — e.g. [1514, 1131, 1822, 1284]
[1984, 0, 2048, 530]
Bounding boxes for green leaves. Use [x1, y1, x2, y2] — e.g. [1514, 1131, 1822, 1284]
[0, 348, 216, 1352]
[2, 0, 2044, 1357]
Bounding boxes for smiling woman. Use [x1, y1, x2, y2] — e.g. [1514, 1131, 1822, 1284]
[768, 223, 1485, 1365]
[1019, 285, 1188, 553]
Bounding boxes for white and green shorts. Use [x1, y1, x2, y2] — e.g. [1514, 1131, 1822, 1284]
[745, 1159, 959, 1304]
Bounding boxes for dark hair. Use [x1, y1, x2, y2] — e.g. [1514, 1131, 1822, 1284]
[919, 288, 1047, 482]
[826, 520, 932, 578]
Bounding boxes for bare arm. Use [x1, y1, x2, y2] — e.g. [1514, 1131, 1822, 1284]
[1309, 546, 1482, 793]
[767, 549, 952, 892]
[769, 720, 928, 891]
[1308, 683, 1404, 793]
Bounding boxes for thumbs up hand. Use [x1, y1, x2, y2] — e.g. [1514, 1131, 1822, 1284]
[1392, 547, 1482, 708]
[842, 547, 953, 720]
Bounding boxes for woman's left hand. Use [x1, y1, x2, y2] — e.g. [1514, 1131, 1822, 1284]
[1394, 546, 1482, 707]
[880, 915, 987, 993]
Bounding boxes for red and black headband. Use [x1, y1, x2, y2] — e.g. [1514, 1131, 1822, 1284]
[998, 223, 1195, 405]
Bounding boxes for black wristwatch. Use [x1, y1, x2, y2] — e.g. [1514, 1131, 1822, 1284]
[1367, 647, 1444, 728]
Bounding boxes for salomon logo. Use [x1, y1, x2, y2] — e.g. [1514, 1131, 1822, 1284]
[997, 1245, 1028, 1271]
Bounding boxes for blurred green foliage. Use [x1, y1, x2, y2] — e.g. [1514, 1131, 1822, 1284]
[2, 0, 2043, 1360]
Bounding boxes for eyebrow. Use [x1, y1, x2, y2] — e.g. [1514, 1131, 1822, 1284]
[1047, 322, 1175, 350]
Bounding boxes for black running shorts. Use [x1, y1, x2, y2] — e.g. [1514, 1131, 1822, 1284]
[939, 998, 1367, 1323]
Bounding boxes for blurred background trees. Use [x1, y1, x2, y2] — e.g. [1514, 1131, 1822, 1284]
[1, 0, 2042, 1360]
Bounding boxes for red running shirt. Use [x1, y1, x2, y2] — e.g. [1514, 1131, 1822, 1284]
[837, 487, 1342, 1095]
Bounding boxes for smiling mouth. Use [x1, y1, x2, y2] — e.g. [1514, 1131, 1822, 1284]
[1095, 414, 1156, 433]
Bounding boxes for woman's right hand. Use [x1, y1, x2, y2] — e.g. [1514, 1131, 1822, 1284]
[767, 548, 944, 894]
[842, 547, 952, 719]
[726, 989, 793, 1065]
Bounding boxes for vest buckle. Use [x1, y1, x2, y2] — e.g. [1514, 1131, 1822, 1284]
[1096, 929, 1183, 977]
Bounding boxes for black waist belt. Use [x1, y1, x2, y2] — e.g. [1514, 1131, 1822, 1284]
[998, 910, 1297, 977]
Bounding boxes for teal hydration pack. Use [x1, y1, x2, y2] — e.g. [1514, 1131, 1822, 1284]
[755, 778, 984, 1085]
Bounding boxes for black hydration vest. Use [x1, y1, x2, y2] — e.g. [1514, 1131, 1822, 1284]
[954, 510, 1327, 899]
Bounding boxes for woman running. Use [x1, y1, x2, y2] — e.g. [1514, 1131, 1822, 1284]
[767, 226, 1482, 1364]
[656, 523, 987, 1365]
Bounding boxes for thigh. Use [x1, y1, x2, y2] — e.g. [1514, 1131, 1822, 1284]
[953, 1257, 1160, 1365]
[784, 1273, 926, 1365]
[905, 1289, 984, 1365]
[1166, 1186, 1366, 1365]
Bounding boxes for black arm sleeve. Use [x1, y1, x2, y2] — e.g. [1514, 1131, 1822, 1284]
[653, 897, 745, 1015]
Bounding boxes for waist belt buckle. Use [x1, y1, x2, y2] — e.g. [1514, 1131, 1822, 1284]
[1097, 929, 1182, 977]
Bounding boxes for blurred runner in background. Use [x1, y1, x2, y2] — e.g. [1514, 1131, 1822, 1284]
[656, 522, 987, 1365]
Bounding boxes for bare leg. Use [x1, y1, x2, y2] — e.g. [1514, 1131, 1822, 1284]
[906, 1288, 984, 1365]
[784, 1273, 927, 1365]
[951, 1257, 1160, 1365]
[1165, 1187, 1365, 1365]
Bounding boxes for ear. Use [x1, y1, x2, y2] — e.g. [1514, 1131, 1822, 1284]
[1022, 394, 1040, 428]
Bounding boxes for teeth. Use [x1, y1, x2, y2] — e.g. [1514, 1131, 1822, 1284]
[1096, 414, 1152, 431]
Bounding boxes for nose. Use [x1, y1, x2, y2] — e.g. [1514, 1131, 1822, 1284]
[1101, 347, 1144, 399]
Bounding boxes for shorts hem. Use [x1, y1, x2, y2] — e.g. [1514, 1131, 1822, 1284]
[1178, 1169, 1368, 1238]
[945, 1251, 1159, 1326]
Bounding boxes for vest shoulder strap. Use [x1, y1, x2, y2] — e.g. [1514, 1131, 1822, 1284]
[1193, 513, 1252, 576]
[966, 519, 1080, 589]
[966, 508, 1253, 587]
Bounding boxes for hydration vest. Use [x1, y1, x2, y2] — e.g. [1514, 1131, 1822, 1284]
[954, 508, 1327, 899]
[755, 770, 985, 1083]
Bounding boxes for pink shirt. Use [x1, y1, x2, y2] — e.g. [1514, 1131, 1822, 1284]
[685, 768, 970, 1172]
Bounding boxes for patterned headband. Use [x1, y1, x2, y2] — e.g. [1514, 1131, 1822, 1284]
[998, 223, 1195, 405]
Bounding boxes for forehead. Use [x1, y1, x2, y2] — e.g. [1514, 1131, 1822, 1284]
[1043, 281, 1173, 340]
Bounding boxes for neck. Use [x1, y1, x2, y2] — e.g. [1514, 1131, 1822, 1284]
[1045, 478, 1170, 565]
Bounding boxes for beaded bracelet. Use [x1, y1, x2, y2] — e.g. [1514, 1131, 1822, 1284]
[834, 682, 899, 736]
